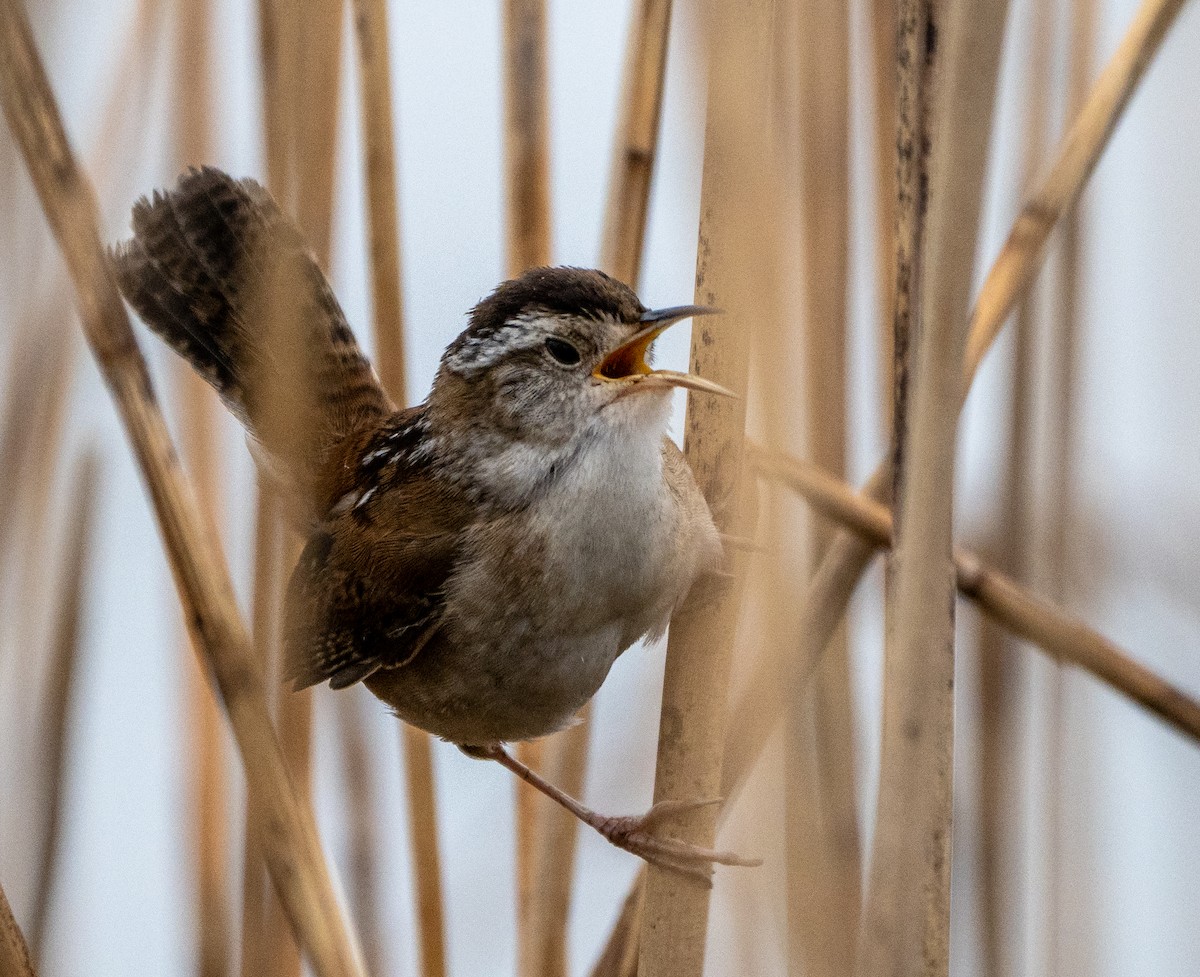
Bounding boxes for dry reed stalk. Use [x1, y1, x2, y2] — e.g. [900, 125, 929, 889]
[500, 2, 556, 971]
[885, 0, 936, 487]
[266, 545, 313, 977]
[871, 0, 897, 422]
[5, 318, 74, 621]
[1042, 2, 1095, 969]
[335, 692, 386, 977]
[975, 303, 1030, 977]
[637, 0, 770, 973]
[0, 878, 36, 977]
[27, 453, 98, 960]
[0, 4, 366, 975]
[786, 1, 861, 973]
[402, 724, 449, 977]
[257, 0, 296, 201]
[750, 451, 1200, 743]
[349, 5, 448, 973]
[352, 0, 407, 397]
[262, 7, 345, 974]
[239, 1, 297, 970]
[596, 0, 1196, 955]
[960, 0, 1191, 392]
[239, 488, 281, 977]
[523, 706, 589, 977]
[977, 8, 1053, 970]
[239, 2, 298, 971]
[172, 2, 233, 973]
[294, 0, 343, 269]
[599, 0, 674, 290]
[503, 0, 553, 276]
[0, 340, 53, 574]
[859, 0, 1009, 970]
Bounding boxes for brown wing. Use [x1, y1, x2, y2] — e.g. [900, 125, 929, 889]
[283, 407, 475, 690]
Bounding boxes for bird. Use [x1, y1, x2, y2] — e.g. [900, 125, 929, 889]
[110, 166, 756, 881]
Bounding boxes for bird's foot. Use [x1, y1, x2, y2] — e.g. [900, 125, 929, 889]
[473, 743, 761, 885]
[586, 798, 761, 886]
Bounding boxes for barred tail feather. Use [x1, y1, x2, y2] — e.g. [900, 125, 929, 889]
[110, 167, 390, 514]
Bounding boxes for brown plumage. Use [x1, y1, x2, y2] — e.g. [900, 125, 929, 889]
[111, 168, 757, 879]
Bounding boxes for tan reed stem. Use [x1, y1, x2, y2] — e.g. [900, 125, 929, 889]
[239, 486, 282, 977]
[335, 692, 386, 977]
[0, 4, 366, 975]
[352, 0, 408, 398]
[637, 0, 769, 973]
[978, 6, 1054, 970]
[599, 0, 674, 290]
[860, 0, 1010, 970]
[240, 1, 297, 971]
[28, 453, 98, 960]
[349, 3, 448, 972]
[402, 724, 448, 977]
[750, 451, 1200, 745]
[173, 1, 233, 973]
[1042, 2, 1096, 970]
[503, 0, 553, 277]
[871, 0, 897, 425]
[264, 6, 345, 974]
[787, 0, 861, 973]
[0, 878, 36, 977]
[501, 1, 555, 971]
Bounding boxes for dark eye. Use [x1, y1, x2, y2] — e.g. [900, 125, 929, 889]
[544, 337, 581, 366]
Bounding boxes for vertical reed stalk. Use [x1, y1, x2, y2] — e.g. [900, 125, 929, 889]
[0, 879, 36, 977]
[335, 693, 385, 977]
[0, 4, 366, 975]
[599, 0, 674, 290]
[173, 2, 232, 974]
[787, 1, 861, 974]
[239, 487, 282, 977]
[638, 0, 770, 973]
[28, 453, 98, 960]
[977, 9, 1052, 971]
[240, 2, 297, 973]
[858, 1, 1008, 974]
[1043, 2, 1094, 970]
[350, 3, 448, 972]
[871, 0, 897, 421]
[263, 7, 344, 976]
[402, 725, 448, 977]
[501, 2, 555, 972]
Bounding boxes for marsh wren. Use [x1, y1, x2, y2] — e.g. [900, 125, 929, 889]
[112, 167, 755, 880]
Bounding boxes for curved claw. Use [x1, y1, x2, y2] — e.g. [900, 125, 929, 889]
[595, 801, 761, 885]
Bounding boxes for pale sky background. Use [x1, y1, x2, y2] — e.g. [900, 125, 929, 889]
[1, 0, 1199, 975]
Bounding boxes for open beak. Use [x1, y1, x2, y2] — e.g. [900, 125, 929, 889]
[592, 305, 733, 398]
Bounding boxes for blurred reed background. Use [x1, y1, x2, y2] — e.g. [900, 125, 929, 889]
[1, 0, 1199, 975]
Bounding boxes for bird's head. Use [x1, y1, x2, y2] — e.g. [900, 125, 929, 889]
[428, 267, 728, 458]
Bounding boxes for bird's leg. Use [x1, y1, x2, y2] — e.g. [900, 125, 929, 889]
[461, 742, 760, 884]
